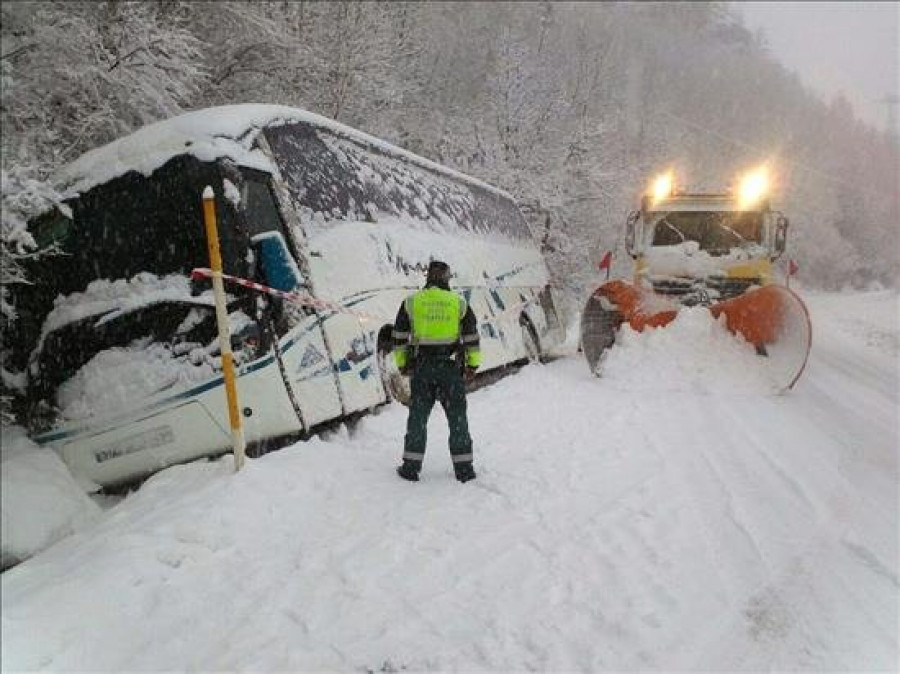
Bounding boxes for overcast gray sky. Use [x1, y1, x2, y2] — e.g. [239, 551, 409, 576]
[735, 1, 899, 133]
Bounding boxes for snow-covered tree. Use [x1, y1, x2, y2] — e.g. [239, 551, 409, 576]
[1, 0, 896, 326]
[0, 167, 69, 423]
[1, 0, 208, 168]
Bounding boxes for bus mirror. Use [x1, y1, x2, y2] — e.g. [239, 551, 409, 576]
[625, 210, 640, 258]
[774, 215, 788, 258]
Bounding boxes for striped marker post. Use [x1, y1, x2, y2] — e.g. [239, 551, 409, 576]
[201, 186, 246, 472]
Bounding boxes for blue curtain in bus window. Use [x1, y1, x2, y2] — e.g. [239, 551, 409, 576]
[255, 233, 302, 291]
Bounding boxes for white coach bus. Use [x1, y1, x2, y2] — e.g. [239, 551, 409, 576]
[9, 105, 563, 487]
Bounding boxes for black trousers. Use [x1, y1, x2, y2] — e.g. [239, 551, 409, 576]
[402, 357, 473, 467]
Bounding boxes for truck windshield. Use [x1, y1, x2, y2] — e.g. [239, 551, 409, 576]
[650, 211, 763, 253]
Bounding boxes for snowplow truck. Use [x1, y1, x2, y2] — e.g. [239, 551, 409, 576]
[581, 175, 811, 391]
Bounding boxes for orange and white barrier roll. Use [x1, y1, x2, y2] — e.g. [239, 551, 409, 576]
[190, 267, 539, 328]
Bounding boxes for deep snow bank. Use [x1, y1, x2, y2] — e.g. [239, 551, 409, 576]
[0, 427, 101, 569]
[1, 289, 895, 671]
[600, 306, 775, 393]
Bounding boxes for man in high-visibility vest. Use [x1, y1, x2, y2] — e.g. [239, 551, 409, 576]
[392, 260, 481, 483]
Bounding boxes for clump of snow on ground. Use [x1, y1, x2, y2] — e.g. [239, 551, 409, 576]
[601, 306, 774, 393]
[636, 289, 680, 316]
[1, 427, 101, 570]
[806, 289, 899, 359]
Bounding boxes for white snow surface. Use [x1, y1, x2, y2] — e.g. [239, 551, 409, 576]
[0, 428, 101, 569]
[55, 104, 509, 200]
[1, 290, 897, 671]
[602, 307, 776, 393]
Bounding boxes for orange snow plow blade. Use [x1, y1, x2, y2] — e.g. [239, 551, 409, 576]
[710, 285, 812, 390]
[581, 282, 812, 391]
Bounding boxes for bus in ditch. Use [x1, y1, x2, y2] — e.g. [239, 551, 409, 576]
[8, 104, 564, 487]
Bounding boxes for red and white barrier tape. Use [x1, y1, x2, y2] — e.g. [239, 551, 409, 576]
[191, 268, 388, 322]
[191, 268, 535, 326]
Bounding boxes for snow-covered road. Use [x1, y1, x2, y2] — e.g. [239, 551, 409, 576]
[2, 291, 897, 671]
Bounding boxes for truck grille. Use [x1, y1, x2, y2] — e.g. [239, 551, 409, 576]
[705, 276, 761, 300]
[650, 276, 761, 304]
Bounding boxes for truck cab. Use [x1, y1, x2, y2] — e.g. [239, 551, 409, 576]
[624, 192, 789, 305]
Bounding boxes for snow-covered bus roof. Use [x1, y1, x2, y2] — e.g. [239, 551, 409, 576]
[56, 104, 510, 200]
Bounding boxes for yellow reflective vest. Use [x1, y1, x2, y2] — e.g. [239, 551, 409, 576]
[392, 287, 481, 369]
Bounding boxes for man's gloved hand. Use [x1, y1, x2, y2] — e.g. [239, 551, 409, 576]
[464, 366, 477, 383]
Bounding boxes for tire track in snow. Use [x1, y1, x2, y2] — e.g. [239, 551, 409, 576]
[627, 394, 791, 667]
[673, 395, 862, 667]
[3, 293, 897, 673]
[333, 361, 689, 670]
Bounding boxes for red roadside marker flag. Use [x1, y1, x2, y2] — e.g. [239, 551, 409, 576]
[787, 259, 799, 287]
[598, 251, 613, 279]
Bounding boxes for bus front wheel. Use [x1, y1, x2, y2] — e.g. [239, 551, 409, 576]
[377, 328, 411, 406]
[521, 318, 541, 363]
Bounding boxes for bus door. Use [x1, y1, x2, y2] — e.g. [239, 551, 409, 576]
[240, 172, 342, 428]
[316, 301, 385, 416]
[465, 287, 504, 371]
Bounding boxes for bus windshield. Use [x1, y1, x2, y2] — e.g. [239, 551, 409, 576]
[6, 155, 246, 375]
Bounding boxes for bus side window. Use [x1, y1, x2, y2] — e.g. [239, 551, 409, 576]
[238, 171, 312, 338]
[236, 173, 302, 281]
[249, 230, 314, 339]
[243, 177, 286, 237]
[240, 172, 305, 278]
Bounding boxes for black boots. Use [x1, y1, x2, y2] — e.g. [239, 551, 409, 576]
[396, 461, 420, 482]
[396, 461, 476, 483]
[454, 462, 477, 483]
